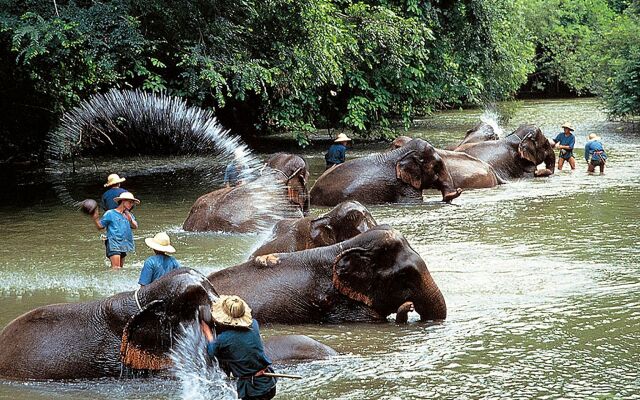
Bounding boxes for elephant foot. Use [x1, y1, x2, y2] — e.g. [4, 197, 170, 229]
[443, 188, 463, 203]
[395, 301, 415, 324]
[534, 169, 553, 177]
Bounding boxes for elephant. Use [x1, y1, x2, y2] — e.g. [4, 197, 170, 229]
[455, 125, 555, 180]
[310, 139, 462, 206]
[446, 122, 500, 150]
[0, 269, 337, 380]
[251, 200, 377, 257]
[183, 153, 310, 233]
[208, 225, 447, 324]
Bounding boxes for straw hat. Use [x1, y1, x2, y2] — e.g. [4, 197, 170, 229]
[561, 122, 575, 131]
[104, 173, 126, 187]
[211, 295, 253, 328]
[588, 133, 601, 141]
[145, 232, 176, 253]
[334, 133, 352, 143]
[113, 192, 140, 204]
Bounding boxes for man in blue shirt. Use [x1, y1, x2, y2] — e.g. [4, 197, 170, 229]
[101, 174, 127, 210]
[138, 232, 181, 285]
[92, 191, 139, 269]
[552, 122, 576, 170]
[584, 133, 608, 175]
[200, 296, 277, 400]
[325, 133, 352, 169]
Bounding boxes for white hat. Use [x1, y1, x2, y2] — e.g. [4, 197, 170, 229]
[104, 174, 126, 187]
[334, 133, 352, 143]
[587, 133, 601, 141]
[145, 232, 176, 253]
[561, 122, 575, 131]
[113, 192, 140, 204]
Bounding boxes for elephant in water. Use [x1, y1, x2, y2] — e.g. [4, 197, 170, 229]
[209, 225, 447, 324]
[251, 200, 377, 257]
[310, 139, 462, 206]
[183, 153, 309, 233]
[455, 125, 555, 180]
[446, 122, 500, 150]
[0, 269, 336, 380]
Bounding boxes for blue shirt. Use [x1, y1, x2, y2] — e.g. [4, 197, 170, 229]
[101, 187, 126, 211]
[138, 254, 181, 285]
[325, 143, 347, 165]
[554, 132, 576, 159]
[584, 140, 607, 162]
[224, 163, 241, 186]
[99, 209, 136, 252]
[207, 320, 276, 398]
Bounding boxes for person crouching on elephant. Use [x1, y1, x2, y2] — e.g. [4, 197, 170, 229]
[584, 133, 608, 175]
[552, 122, 576, 170]
[91, 191, 139, 269]
[200, 295, 277, 400]
[325, 133, 352, 169]
[138, 232, 181, 286]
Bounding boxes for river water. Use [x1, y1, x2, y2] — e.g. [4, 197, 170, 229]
[0, 98, 638, 399]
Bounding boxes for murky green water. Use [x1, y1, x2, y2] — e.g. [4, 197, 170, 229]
[1, 98, 638, 399]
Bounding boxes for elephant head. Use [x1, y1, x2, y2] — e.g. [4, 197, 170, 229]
[395, 139, 462, 202]
[389, 136, 413, 150]
[266, 153, 310, 215]
[331, 226, 446, 321]
[310, 200, 377, 246]
[514, 125, 556, 174]
[120, 269, 218, 371]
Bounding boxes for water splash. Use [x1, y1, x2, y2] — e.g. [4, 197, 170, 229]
[170, 321, 238, 400]
[479, 109, 504, 138]
[44, 89, 296, 233]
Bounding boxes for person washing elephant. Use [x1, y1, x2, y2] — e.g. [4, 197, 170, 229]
[324, 133, 352, 169]
[552, 122, 576, 170]
[91, 191, 139, 269]
[200, 295, 277, 400]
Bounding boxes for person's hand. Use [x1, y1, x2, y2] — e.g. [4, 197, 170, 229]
[123, 210, 132, 222]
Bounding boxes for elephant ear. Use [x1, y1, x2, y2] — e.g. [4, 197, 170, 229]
[120, 300, 174, 371]
[310, 217, 336, 246]
[332, 247, 374, 306]
[395, 151, 422, 190]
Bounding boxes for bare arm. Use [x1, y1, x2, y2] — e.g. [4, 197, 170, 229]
[92, 210, 104, 230]
[124, 211, 138, 229]
[200, 321, 214, 342]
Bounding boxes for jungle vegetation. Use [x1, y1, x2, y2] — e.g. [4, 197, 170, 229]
[0, 0, 638, 161]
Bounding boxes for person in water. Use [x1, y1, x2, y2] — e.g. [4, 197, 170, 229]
[584, 133, 608, 175]
[552, 122, 576, 170]
[201, 295, 277, 400]
[138, 232, 181, 286]
[101, 174, 127, 211]
[92, 191, 139, 269]
[324, 133, 352, 169]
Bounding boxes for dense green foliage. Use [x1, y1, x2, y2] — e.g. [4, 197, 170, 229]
[0, 0, 637, 161]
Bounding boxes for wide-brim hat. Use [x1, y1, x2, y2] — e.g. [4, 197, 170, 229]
[334, 133, 352, 143]
[587, 133, 601, 141]
[104, 173, 126, 187]
[145, 232, 176, 253]
[113, 192, 140, 204]
[561, 122, 575, 131]
[211, 295, 253, 328]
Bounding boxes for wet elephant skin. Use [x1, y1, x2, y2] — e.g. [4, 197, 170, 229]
[209, 226, 447, 324]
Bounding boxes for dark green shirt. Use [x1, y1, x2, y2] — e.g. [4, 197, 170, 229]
[206, 320, 276, 399]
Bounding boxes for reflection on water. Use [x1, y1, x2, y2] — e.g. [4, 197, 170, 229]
[1, 99, 639, 399]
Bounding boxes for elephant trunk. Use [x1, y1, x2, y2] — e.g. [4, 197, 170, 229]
[437, 167, 462, 203]
[543, 148, 556, 174]
[414, 274, 447, 321]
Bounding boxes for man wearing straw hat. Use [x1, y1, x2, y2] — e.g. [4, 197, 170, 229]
[101, 173, 127, 211]
[551, 122, 577, 170]
[200, 296, 277, 400]
[92, 191, 139, 269]
[324, 133, 352, 170]
[138, 232, 181, 285]
[584, 133, 608, 175]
